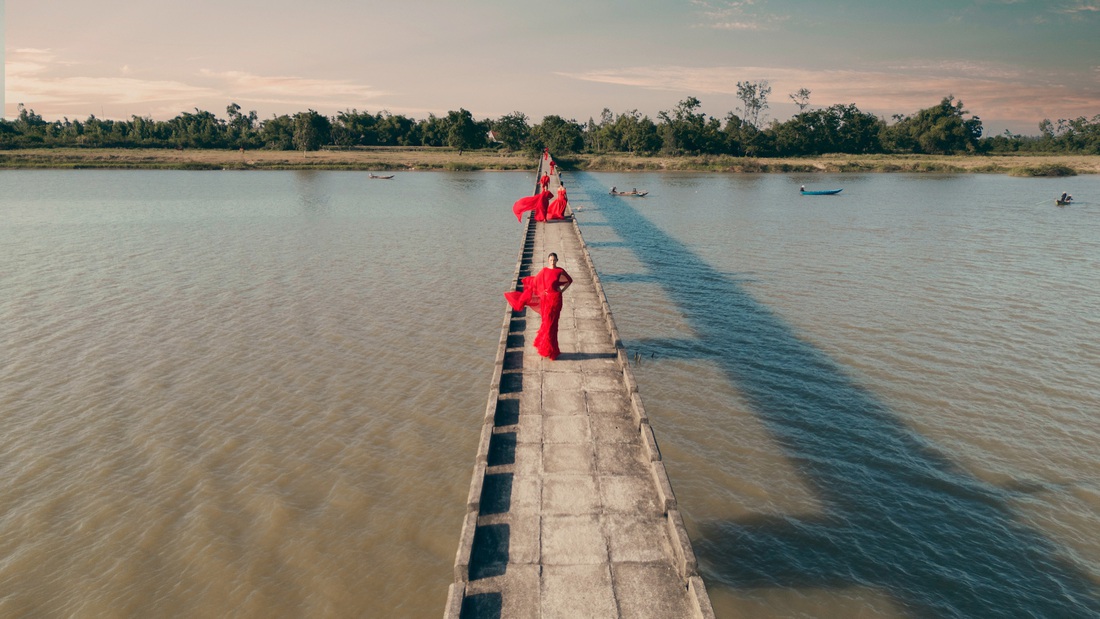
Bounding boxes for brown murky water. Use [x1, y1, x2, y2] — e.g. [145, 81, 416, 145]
[2, 170, 1098, 618]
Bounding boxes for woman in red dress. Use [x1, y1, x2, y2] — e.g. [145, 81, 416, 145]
[547, 185, 568, 220]
[504, 253, 573, 360]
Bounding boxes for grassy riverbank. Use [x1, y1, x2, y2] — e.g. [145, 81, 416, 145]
[1, 147, 1097, 175]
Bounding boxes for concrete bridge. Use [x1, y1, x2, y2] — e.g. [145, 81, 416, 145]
[444, 157, 715, 618]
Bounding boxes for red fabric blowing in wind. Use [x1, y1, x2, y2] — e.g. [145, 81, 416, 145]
[512, 191, 552, 222]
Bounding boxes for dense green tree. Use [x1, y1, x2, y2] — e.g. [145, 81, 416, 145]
[491, 112, 530, 151]
[260, 114, 294, 149]
[225, 103, 259, 148]
[772, 104, 884, 155]
[416, 114, 448, 147]
[618, 112, 661, 154]
[444, 109, 488, 151]
[1037, 115, 1100, 154]
[334, 109, 379, 145]
[657, 97, 719, 154]
[291, 110, 331, 151]
[883, 96, 983, 154]
[530, 115, 584, 154]
[375, 112, 416, 146]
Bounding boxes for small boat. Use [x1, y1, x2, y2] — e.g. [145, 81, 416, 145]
[1056, 199, 1072, 206]
[610, 188, 648, 197]
[800, 188, 842, 195]
[368, 173, 395, 179]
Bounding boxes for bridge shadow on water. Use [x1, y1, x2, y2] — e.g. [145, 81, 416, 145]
[579, 174, 1100, 618]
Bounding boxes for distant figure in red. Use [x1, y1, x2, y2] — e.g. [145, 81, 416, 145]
[549, 160, 556, 176]
[547, 185, 568, 220]
[505, 253, 573, 360]
[543, 147, 550, 161]
[512, 190, 552, 222]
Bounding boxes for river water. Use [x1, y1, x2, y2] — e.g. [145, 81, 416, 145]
[1, 169, 1098, 618]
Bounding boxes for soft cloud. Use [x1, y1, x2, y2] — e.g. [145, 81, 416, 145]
[710, 21, 765, 30]
[197, 70, 389, 106]
[6, 48, 389, 120]
[692, 0, 785, 31]
[6, 48, 217, 117]
[1059, 1, 1100, 12]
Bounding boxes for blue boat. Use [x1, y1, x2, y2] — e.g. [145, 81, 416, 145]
[800, 188, 842, 195]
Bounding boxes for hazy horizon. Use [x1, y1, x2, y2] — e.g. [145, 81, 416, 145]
[5, 1, 1099, 136]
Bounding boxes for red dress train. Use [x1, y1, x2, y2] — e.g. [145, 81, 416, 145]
[504, 266, 573, 360]
[512, 190, 552, 222]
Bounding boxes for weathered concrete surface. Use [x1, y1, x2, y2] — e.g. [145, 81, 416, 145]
[446, 161, 714, 618]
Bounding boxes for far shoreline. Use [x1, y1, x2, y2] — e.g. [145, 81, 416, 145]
[1, 147, 1097, 175]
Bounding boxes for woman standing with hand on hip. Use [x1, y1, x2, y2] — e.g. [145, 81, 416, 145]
[505, 253, 573, 360]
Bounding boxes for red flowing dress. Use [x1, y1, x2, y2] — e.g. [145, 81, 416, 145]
[547, 186, 568, 220]
[504, 266, 573, 360]
[512, 190, 552, 222]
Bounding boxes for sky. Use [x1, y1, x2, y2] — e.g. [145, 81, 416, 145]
[4, 0, 1099, 136]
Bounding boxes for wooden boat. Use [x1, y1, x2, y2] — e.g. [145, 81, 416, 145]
[368, 173, 395, 179]
[800, 188, 842, 195]
[1056, 199, 1072, 206]
[610, 189, 648, 197]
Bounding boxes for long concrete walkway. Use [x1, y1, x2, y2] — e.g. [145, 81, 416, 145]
[445, 160, 714, 618]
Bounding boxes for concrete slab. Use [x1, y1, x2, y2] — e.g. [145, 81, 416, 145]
[586, 391, 631, 415]
[542, 474, 599, 515]
[599, 474, 662, 515]
[543, 443, 595, 475]
[543, 416, 591, 444]
[541, 514, 609, 565]
[541, 564, 617, 619]
[595, 441, 652, 478]
[591, 416, 641, 444]
[543, 371, 585, 392]
[613, 563, 696, 619]
[543, 389, 586, 416]
[604, 513, 673, 563]
[585, 372, 627, 393]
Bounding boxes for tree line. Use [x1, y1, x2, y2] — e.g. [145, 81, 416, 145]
[2, 83, 1098, 156]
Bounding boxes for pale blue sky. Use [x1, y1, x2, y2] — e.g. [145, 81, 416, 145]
[5, 0, 1098, 134]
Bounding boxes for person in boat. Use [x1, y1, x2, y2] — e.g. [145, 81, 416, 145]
[801, 185, 805, 192]
[631, 188, 638, 194]
[610, 186, 617, 194]
[504, 252, 573, 360]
